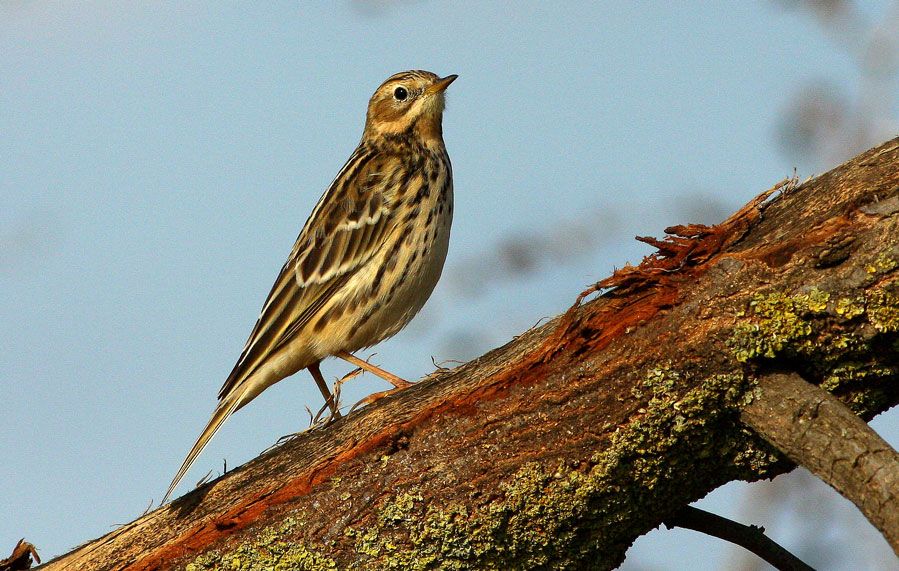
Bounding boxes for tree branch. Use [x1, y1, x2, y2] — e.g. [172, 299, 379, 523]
[40, 137, 899, 570]
[663, 506, 813, 571]
[741, 371, 899, 554]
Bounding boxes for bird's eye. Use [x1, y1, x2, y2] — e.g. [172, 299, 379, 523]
[393, 86, 408, 101]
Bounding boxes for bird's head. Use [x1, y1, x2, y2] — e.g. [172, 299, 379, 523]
[363, 70, 457, 142]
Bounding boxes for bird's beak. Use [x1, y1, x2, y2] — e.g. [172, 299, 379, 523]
[427, 74, 458, 94]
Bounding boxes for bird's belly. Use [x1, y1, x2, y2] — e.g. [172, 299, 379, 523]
[311, 207, 452, 358]
[369, 218, 451, 341]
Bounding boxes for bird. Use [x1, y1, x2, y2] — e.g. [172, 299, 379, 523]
[163, 70, 457, 504]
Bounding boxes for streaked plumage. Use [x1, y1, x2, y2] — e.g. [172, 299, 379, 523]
[163, 70, 456, 503]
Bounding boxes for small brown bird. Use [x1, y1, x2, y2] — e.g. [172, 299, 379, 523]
[163, 70, 457, 503]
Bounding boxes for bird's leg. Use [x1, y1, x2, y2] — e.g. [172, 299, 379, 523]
[335, 350, 413, 389]
[308, 362, 341, 419]
[335, 351, 415, 413]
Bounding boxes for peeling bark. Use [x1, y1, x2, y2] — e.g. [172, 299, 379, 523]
[1, 540, 40, 571]
[40, 137, 899, 571]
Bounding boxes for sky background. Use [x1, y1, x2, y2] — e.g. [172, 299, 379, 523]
[2, 1, 898, 568]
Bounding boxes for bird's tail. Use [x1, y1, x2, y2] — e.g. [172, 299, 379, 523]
[161, 393, 242, 505]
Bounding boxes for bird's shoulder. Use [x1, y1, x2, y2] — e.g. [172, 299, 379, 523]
[285, 142, 415, 287]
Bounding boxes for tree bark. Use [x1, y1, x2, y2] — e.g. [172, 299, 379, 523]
[741, 372, 899, 553]
[42, 137, 899, 571]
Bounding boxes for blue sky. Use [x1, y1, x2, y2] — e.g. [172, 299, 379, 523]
[2, 2, 897, 567]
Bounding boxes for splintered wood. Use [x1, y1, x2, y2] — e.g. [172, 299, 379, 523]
[587, 177, 796, 296]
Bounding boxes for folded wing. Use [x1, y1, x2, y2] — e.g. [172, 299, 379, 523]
[218, 146, 397, 401]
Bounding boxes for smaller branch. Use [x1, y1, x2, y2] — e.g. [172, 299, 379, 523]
[741, 372, 899, 555]
[663, 506, 813, 571]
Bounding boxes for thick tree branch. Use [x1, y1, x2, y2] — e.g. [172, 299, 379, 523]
[663, 506, 813, 571]
[741, 371, 899, 554]
[40, 137, 899, 570]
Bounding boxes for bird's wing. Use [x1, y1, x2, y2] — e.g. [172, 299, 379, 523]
[217, 145, 397, 400]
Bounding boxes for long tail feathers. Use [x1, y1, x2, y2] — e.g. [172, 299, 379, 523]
[161, 394, 242, 505]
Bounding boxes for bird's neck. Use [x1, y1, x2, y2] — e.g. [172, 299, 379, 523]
[411, 115, 444, 144]
[368, 126, 444, 154]
[364, 115, 445, 149]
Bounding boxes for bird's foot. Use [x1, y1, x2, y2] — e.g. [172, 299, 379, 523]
[350, 386, 407, 413]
